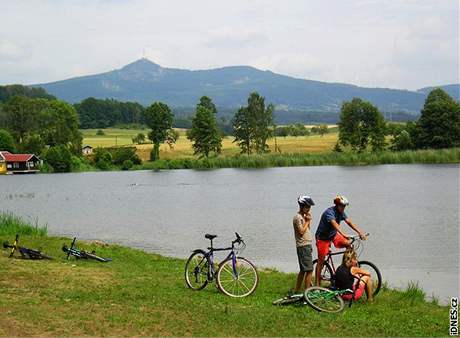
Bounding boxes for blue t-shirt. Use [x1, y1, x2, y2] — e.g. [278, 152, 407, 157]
[315, 206, 348, 240]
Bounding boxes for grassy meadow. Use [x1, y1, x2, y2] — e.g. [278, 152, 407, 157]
[0, 213, 449, 336]
[81, 128, 338, 162]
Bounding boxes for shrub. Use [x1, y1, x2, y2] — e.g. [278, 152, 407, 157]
[96, 129, 105, 136]
[44, 145, 72, 172]
[122, 159, 133, 170]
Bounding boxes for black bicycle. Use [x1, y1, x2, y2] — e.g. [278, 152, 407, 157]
[313, 233, 382, 296]
[184, 232, 259, 298]
[3, 234, 53, 260]
[62, 237, 112, 262]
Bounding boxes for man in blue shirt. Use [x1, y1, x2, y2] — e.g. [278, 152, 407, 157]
[315, 195, 367, 286]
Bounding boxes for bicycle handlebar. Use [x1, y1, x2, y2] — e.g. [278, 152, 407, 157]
[349, 233, 370, 242]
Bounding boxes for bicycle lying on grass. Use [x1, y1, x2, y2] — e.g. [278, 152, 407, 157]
[62, 237, 112, 262]
[185, 232, 259, 298]
[3, 234, 53, 260]
[273, 287, 354, 313]
[313, 233, 382, 296]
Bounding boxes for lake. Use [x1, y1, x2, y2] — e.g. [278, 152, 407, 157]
[1, 164, 458, 303]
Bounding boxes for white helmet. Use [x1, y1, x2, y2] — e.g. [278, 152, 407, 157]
[334, 195, 349, 206]
[298, 195, 315, 207]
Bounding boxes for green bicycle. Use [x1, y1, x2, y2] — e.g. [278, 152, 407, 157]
[273, 286, 353, 313]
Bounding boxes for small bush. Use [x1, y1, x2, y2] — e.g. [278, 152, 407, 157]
[122, 159, 133, 170]
[96, 129, 105, 136]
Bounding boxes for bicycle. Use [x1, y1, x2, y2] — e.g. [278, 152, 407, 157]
[62, 237, 112, 262]
[3, 234, 53, 260]
[312, 233, 382, 296]
[184, 232, 259, 298]
[273, 287, 354, 313]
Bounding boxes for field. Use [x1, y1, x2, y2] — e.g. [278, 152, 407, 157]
[0, 213, 449, 336]
[81, 128, 338, 161]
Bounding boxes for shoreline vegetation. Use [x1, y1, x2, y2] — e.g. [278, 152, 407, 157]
[132, 147, 460, 170]
[0, 212, 449, 336]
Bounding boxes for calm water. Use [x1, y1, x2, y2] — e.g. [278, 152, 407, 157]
[1, 165, 459, 303]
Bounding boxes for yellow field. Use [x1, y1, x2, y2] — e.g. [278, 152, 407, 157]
[82, 128, 338, 161]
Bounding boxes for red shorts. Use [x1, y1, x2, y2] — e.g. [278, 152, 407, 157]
[316, 232, 349, 259]
[341, 282, 365, 301]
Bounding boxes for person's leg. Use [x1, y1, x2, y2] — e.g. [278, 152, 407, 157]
[304, 271, 313, 289]
[333, 232, 350, 249]
[315, 239, 329, 286]
[295, 271, 306, 292]
[360, 275, 373, 302]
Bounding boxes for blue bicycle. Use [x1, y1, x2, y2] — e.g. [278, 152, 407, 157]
[184, 232, 259, 298]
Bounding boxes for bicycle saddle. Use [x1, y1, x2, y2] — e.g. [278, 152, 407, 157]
[205, 234, 217, 240]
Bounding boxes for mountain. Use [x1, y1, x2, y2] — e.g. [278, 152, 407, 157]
[34, 58, 457, 115]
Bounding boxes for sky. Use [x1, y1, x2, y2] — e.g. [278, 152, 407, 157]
[0, 0, 458, 90]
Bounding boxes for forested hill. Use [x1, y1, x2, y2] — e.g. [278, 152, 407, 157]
[34, 58, 457, 114]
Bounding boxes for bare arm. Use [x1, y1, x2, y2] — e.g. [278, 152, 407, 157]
[351, 266, 370, 277]
[345, 218, 366, 239]
[296, 213, 311, 236]
[330, 219, 349, 238]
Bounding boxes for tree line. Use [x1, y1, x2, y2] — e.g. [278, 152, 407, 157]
[336, 89, 460, 152]
[0, 84, 459, 171]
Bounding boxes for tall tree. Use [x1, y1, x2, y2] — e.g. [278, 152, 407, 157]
[233, 106, 252, 155]
[232, 92, 274, 154]
[1, 96, 48, 143]
[144, 102, 174, 161]
[338, 98, 386, 152]
[414, 88, 460, 149]
[39, 100, 82, 154]
[0, 129, 16, 152]
[187, 96, 222, 158]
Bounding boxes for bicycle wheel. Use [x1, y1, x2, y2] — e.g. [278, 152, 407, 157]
[312, 259, 334, 287]
[217, 257, 258, 298]
[273, 294, 304, 306]
[82, 251, 111, 262]
[357, 260, 382, 296]
[184, 250, 210, 290]
[304, 286, 345, 313]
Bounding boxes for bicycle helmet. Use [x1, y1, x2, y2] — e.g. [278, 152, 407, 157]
[298, 195, 315, 207]
[334, 195, 349, 206]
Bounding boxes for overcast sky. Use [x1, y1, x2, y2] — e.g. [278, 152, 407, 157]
[0, 0, 458, 90]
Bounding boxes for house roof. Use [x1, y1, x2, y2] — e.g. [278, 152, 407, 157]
[0, 151, 38, 162]
[82, 145, 93, 149]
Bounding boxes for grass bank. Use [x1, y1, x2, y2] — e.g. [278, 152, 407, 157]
[0, 213, 448, 336]
[134, 147, 460, 170]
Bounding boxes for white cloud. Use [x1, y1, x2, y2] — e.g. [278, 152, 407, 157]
[0, 0, 457, 89]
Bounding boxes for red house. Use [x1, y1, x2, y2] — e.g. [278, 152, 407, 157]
[0, 151, 41, 174]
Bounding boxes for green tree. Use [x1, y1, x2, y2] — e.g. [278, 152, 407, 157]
[233, 106, 252, 155]
[38, 100, 82, 154]
[318, 124, 328, 137]
[232, 92, 274, 154]
[132, 133, 146, 144]
[21, 134, 45, 155]
[338, 98, 386, 152]
[414, 88, 460, 149]
[187, 96, 222, 157]
[0, 129, 16, 152]
[144, 102, 174, 161]
[391, 130, 413, 151]
[1, 96, 48, 143]
[44, 145, 72, 172]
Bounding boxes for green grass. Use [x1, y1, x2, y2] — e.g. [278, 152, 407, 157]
[0, 213, 449, 336]
[0, 212, 47, 236]
[133, 147, 460, 170]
